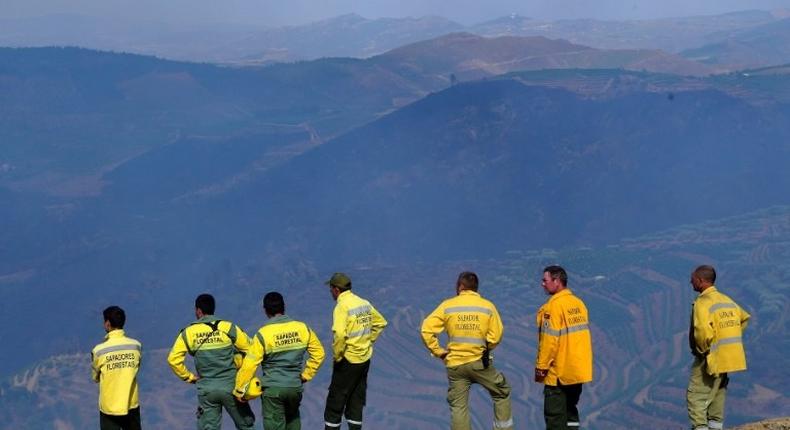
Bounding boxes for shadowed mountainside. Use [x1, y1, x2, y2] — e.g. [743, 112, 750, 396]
[0, 47, 426, 194]
[0, 43, 714, 196]
[186, 78, 790, 265]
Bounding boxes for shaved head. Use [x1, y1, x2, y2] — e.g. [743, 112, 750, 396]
[693, 265, 716, 284]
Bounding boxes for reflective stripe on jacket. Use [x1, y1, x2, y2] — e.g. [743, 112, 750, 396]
[690, 286, 749, 375]
[332, 290, 387, 363]
[91, 329, 141, 415]
[535, 289, 593, 386]
[167, 316, 251, 388]
[235, 315, 325, 394]
[421, 290, 504, 368]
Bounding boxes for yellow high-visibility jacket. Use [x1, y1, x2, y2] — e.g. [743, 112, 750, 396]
[690, 286, 750, 375]
[332, 290, 387, 363]
[421, 290, 504, 368]
[91, 329, 142, 415]
[234, 315, 325, 396]
[167, 316, 251, 388]
[535, 289, 593, 386]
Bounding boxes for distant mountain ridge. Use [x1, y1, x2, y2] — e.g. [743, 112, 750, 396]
[682, 18, 790, 68]
[0, 10, 784, 69]
[377, 33, 714, 78]
[0, 13, 260, 61]
[470, 10, 777, 52]
[228, 14, 464, 64]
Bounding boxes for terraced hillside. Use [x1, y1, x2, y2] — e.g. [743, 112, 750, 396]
[2, 207, 788, 428]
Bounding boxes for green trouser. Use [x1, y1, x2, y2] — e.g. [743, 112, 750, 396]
[446, 360, 513, 430]
[544, 383, 582, 430]
[687, 356, 728, 430]
[100, 407, 141, 430]
[262, 386, 303, 430]
[197, 384, 255, 430]
[324, 359, 370, 430]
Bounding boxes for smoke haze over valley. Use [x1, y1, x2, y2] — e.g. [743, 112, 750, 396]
[1, 3, 789, 429]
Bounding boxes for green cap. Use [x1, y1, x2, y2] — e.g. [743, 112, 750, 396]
[325, 272, 351, 289]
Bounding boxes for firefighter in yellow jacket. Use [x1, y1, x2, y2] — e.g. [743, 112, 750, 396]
[421, 271, 513, 430]
[687, 265, 750, 430]
[323, 272, 387, 430]
[234, 291, 325, 429]
[167, 294, 255, 430]
[535, 265, 593, 430]
[91, 305, 142, 430]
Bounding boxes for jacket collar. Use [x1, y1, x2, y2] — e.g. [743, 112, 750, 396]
[548, 288, 572, 303]
[264, 314, 292, 326]
[699, 286, 718, 297]
[105, 329, 125, 340]
[337, 290, 354, 302]
[459, 290, 480, 297]
[194, 314, 220, 324]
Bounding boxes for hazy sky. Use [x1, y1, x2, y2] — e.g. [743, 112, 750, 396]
[3, 0, 790, 26]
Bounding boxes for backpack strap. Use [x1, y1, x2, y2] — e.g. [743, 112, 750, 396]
[225, 322, 237, 344]
[204, 320, 221, 333]
[180, 328, 194, 356]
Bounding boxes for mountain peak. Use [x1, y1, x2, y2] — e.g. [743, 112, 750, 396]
[331, 12, 367, 21]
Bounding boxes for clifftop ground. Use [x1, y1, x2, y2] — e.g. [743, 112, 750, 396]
[733, 418, 790, 430]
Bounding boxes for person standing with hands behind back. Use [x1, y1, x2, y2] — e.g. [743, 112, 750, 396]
[687, 265, 750, 430]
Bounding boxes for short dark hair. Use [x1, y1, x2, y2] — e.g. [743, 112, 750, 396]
[103, 306, 126, 329]
[263, 292, 285, 315]
[694, 265, 716, 284]
[457, 271, 479, 291]
[195, 294, 216, 315]
[543, 265, 568, 286]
